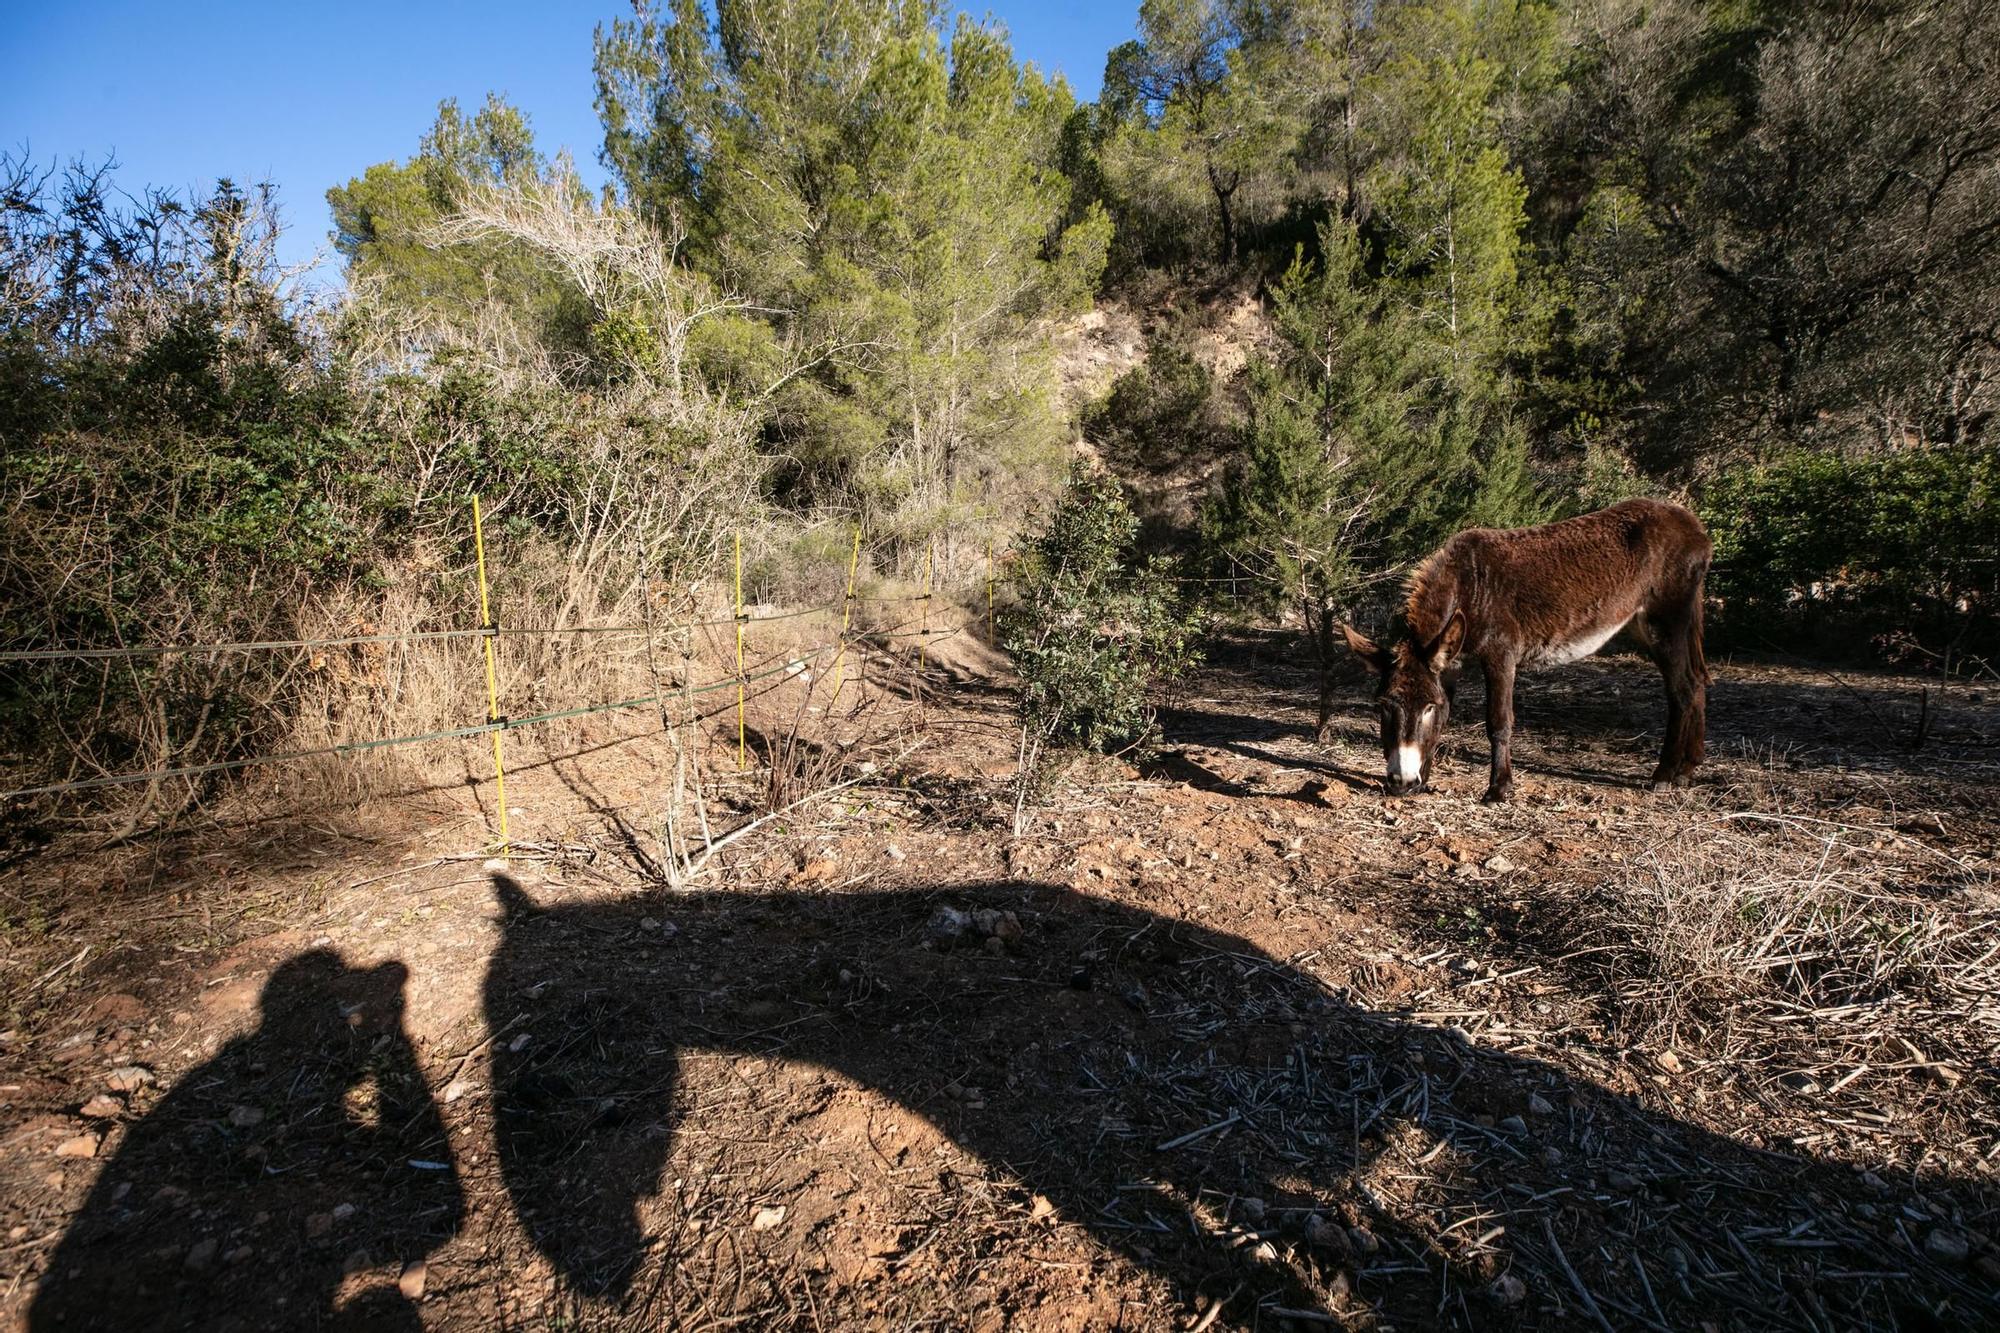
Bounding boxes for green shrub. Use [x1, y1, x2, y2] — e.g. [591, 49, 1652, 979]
[1002, 468, 1203, 778]
[1700, 448, 2000, 655]
[1082, 328, 1227, 472]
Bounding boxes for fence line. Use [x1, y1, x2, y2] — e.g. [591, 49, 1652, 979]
[0, 639, 854, 804]
[0, 500, 995, 819]
[0, 584, 993, 666]
[0, 592, 967, 806]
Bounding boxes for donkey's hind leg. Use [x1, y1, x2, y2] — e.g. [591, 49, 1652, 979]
[1644, 577, 1708, 788]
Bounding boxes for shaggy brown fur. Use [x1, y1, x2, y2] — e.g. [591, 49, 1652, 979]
[1344, 499, 1712, 801]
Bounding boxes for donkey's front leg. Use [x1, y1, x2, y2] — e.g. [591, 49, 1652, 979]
[1483, 656, 1518, 803]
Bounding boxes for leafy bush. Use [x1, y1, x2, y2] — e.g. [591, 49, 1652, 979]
[1002, 468, 1203, 796]
[1082, 327, 1227, 472]
[1700, 448, 2000, 655]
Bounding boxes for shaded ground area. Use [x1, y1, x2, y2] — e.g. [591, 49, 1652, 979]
[1, 635, 1996, 1329]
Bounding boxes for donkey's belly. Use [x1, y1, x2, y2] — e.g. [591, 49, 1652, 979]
[1528, 616, 1630, 667]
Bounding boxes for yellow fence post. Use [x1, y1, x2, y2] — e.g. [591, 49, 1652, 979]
[830, 525, 862, 706]
[472, 495, 510, 856]
[919, 536, 934, 673]
[735, 531, 746, 770]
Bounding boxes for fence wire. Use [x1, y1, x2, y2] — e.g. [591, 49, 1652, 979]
[0, 589, 971, 805]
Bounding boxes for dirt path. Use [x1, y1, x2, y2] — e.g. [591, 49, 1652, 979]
[3, 641, 1997, 1330]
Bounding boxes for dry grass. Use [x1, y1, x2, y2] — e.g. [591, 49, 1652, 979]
[1593, 814, 1999, 1073]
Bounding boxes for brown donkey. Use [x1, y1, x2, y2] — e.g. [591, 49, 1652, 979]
[1341, 498, 1712, 802]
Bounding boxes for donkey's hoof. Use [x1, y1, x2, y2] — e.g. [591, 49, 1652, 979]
[1647, 772, 1694, 792]
[1481, 785, 1512, 805]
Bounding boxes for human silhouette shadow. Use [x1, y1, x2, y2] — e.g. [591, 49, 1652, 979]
[31, 950, 463, 1331]
[485, 875, 1996, 1328]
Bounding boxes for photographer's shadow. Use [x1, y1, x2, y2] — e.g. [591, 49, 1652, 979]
[31, 950, 462, 1332]
[486, 875, 1996, 1327]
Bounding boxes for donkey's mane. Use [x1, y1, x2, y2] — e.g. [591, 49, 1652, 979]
[1398, 535, 1473, 647]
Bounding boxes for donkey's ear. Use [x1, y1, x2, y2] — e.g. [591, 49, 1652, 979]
[1340, 622, 1390, 673]
[1427, 612, 1466, 671]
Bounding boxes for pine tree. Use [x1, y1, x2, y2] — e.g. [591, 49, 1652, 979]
[594, 2, 1109, 557]
[328, 96, 570, 325]
[1207, 218, 1547, 735]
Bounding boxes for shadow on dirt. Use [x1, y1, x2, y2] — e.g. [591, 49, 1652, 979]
[480, 874, 1994, 1329]
[29, 951, 461, 1332]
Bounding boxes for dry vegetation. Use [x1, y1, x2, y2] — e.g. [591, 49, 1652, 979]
[2, 630, 1996, 1330]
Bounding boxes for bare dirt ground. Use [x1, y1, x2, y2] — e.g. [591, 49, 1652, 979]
[2, 632, 1997, 1330]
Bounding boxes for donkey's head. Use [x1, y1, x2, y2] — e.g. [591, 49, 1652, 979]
[1341, 614, 1464, 795]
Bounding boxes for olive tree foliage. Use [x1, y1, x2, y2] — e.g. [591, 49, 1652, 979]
[1553, 0, 2000, 466]
[594, 0, 1112, 559]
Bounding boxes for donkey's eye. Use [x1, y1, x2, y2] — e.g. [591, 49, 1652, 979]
[1422, 704, 1437, 722]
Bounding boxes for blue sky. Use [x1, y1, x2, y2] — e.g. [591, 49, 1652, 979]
[3, 1, 1134, 281]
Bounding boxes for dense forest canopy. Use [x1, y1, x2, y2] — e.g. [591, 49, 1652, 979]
[4, 0, 1998, 807]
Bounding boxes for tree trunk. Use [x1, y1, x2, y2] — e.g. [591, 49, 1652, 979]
[1311, 598, 1338, 742]
[1208, 163, 1239, 264]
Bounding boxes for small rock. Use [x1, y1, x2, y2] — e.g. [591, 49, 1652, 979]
[982, 936, 1008, 957]
[1498, 1115, 1528, 1136]
[1607, 1170, 1641, 1192]
[443, 1079, 474, 1104]
[1779, 1071, 1820, 1094]
[993, 912, 1023, 943]
[1655, 1050, 1684, 1075]
[926, 906, 971, 945]
[884, 844, 906, 862]
[751, 1205, 787, 1232]
[1924, 1228, 1970, 1264]
[1299, 779, 1346, 808]
[1029, 1194, 1057, 1221]
[1348, 1225, 1380, 1256]
[1483, 854, 1516, 873]
[399, 1260, 428, 1299]
[331, 1202, 357, 1225]
[342, 1248, 371, 1275]
[1305, 1214, 1349, 1256]
[305, 1212, 333, 1240]
[1249, 1240, 1278, 1262]
[80, 1094, 123, 1119]
[1238, 1197, 1266, 1223]
[482, 857, 509, 874]
[105, 1065, 155, 1093]
[1490, 1273, 1527, 1306]
[54, 1134, 100, 1159]
[1527, 1093, 1555, 1116]
[1540, 1146, 1564, 1167]
[225, 1245, 254, 1265]
[639, 916, 661, 932]
[184, 1238, 218, 1271]
[228, 1105, 265, 1129]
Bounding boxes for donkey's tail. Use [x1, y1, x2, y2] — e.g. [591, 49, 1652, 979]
[1688, 552, 1712, 686]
